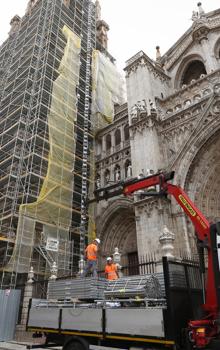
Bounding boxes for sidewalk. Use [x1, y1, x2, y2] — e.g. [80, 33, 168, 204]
[0, 342, 126, 350]
[0, 342, 61, 350]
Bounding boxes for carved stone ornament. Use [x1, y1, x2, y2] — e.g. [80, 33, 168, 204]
[159, 226, 175, 258]
[49, 261, 58, 280]
[212, 100, 220, 115]
[9, 15, 21, 35]
[27, 266, 34, 284]
[192, 24, 210, 43]
[125, 52, 170, 82]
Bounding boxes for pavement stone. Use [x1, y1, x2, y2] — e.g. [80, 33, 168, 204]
[0, 343, 125, 350]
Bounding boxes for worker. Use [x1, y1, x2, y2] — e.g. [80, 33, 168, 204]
[83, 238, 100, 278]
[105, 257, 119, 280]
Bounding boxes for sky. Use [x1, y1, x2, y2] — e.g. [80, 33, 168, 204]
[0, 0, 219, 73]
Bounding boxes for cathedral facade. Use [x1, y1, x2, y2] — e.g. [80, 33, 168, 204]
[95, 4, 220, 266]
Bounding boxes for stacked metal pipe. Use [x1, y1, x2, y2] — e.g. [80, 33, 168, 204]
[104, 274, 163, 299]
[47, 277, 107, 300]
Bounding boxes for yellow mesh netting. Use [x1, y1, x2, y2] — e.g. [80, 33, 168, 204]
[7, 26, 81, 273]
[88, 50, 125, 242]
[91, 49, 124, 130]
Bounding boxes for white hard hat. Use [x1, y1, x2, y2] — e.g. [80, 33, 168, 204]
[94, 238, 100, 244]
[107, 257, 112, 261]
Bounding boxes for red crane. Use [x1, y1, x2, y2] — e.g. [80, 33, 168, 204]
[94, 171, 220, 348]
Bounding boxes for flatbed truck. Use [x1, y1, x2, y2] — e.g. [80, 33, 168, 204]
[26, 171, 220, 350]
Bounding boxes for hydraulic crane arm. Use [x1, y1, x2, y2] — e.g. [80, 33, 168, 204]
[94, 171, 220, 348]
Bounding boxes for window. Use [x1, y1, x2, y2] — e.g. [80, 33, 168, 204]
[106, 134, 111, 150]
[115, 129, 121, 145]
[181, 60, 206, 86]
[124, 124, 129, 140]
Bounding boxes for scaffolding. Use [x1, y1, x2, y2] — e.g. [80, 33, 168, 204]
[0, 0, 96, 288]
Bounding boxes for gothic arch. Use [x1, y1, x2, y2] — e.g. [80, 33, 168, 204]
[175, 54, 206, 88]
[173, 92, 220, 188]
[184, 130, 220, 222]
[96, 198, 137, 266]
[214, 37, 220, 59]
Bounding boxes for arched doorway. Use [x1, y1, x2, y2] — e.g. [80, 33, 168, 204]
[97, 198, 137, 269]
[184, 130, 220, 248]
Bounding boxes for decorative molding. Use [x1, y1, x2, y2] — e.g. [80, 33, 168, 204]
[134, 197, 167, 217]
[156, 70, 220, 122]
[129, 100, 159, 136]
[164, 14, 220, 70]
[125, 51, 170, 82]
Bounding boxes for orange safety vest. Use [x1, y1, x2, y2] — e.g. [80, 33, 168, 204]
[105, 263, 118, 280]
[85, 243, 98, 261]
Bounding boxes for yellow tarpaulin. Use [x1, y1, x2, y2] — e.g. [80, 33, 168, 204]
[7, 26, 81, 273]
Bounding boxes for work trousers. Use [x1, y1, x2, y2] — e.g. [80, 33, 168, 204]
[83, 259, 97, 278]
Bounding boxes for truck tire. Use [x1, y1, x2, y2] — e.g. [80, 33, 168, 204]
[63, 337, 89, 350]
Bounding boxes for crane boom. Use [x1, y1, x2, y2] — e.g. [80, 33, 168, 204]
[94, 171, 220, 348]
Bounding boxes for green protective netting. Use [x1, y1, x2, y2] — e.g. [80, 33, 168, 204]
[91, 49, 125, 130]
[7, 26, 81, 273]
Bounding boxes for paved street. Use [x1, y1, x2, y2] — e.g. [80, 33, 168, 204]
[0, 342, 127, 350]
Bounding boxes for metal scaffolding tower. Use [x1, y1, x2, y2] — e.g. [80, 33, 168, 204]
[0, 0, 96, 288]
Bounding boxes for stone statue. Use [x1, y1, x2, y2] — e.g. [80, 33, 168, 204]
[127, 164, 132, 177]
[198, 2, 205, 17]
[26, 0, 39, 15]
[96, 20, 109, 49]
[130, 104, 138, 120]
[137, 100, 147, 112]
[191, 10, 199, 21]
[95, 0, 101, 21]
[115, 169, 121, 182]
[9, 16, 21, 35]
[149, 99, 156, 112]
[105, 172, 110, 184]
[96, 177, 101, 188]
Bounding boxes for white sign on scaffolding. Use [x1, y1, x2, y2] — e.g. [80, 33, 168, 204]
[46, 238, 59, 252]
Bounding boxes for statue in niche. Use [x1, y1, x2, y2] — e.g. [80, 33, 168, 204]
[115, 169, 121, 182]
[127, 164, 132, 177]
[105, 171, 110, 184]
[96, 176, 101, 189]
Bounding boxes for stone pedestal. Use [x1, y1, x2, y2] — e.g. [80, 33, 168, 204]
[156, 226, 175, 273]
[49, 261, 58, 281]
[113, 247, 123, 278]
[159, 226, 175, 258]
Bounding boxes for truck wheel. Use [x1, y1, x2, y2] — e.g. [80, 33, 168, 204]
[63, 337, 89, 350]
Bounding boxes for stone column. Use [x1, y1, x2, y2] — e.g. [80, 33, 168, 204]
[19, 267, 34, 330]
